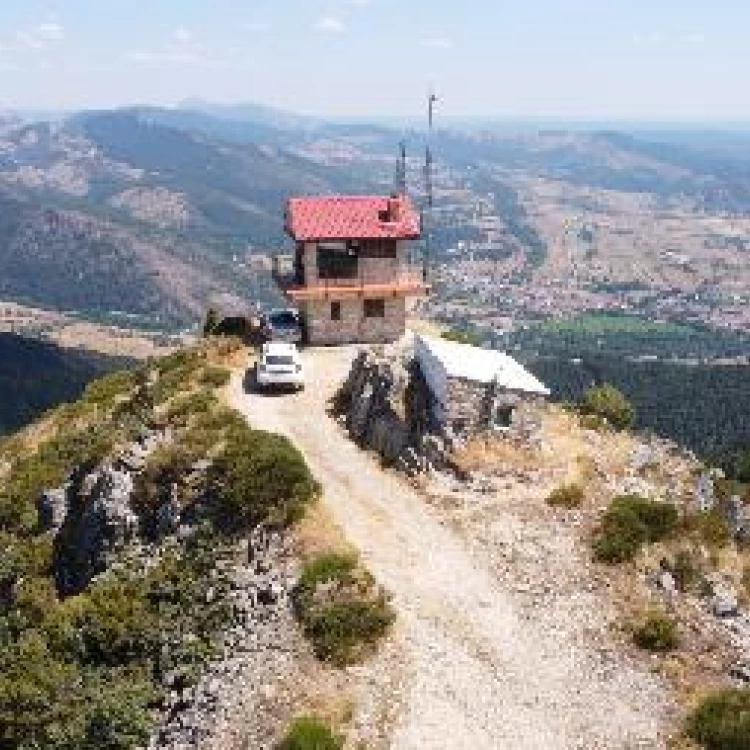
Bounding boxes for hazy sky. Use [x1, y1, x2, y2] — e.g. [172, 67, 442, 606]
[0, 0, 747, 120]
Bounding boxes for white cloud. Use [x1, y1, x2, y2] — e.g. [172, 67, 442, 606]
[314, 16, 345, 33]
[684, 32, 706, 44]
[172, 27, 194, 44]
[15, 22, 65, 50]
[126, 50, 201, 64]
[245, 21, 271, 32]
[36, 23, 65, 42]
[632, 31, 662, 46]
[421, 36, 454, 50]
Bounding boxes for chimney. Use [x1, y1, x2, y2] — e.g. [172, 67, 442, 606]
[387, 196, 402, 223]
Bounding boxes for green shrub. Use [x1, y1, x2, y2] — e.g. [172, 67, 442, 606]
[593, 495, 678, 563]
[202, 308, 219, 337]
[671, 548, 702, 592]
[297, 553, 357, 591]
[0, 425, 114, 534]
[441, 329, 484, 347]
[687, 689, 750, 750]
[579, 384, 635, 430]
[546, 483, 585, 509]
[156, 349, 204, 377]
[211, 427, 319, 530]
[693, 510, 732, 548]
[164, 390, 218, 425]
[303, 599, 395, 666]
[294, 553, 394, 666]
[82, 371, 136, 408]
[579, 414, 610, 431]
[277, 716, 343, 750]
[68, 576, 156, 666]
[198, 367, 231, 389]
[632, 612, 679, 652]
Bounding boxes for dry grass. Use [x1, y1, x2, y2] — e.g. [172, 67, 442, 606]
[453, 434, 541, 474]
[292, 501, 355, 563]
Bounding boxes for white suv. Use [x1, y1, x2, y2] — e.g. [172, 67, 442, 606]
[255, 342, 304, 391]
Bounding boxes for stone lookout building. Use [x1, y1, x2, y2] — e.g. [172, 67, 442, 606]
[273, 194, 428, 345]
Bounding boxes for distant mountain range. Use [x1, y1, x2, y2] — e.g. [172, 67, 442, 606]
[2, 100, 750, 329]
[0, 108, 371, 328]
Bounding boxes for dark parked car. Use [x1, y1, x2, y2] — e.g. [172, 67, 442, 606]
[259, 308, 303, 344]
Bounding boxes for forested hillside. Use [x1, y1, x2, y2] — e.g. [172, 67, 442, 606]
[0, 333, 129, 435]
[0, 111, 366, 328]
[525, 354, 750, 463]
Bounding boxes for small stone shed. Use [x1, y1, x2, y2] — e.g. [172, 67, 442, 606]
[414, 334, 550, 438]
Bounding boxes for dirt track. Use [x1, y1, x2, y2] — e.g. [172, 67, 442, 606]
[228, 347, 670, 750]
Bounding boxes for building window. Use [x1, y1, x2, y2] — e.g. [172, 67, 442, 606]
[364, 298, 385, 318]
[331, 301, 341, 321]
[318, 242, 358, 280]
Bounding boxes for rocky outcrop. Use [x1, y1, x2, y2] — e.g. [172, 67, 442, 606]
[334, 348, 455, 474]
[46, 429, 172, 595]
[152, 525, 304, 750]
[53, 460, 140, 594]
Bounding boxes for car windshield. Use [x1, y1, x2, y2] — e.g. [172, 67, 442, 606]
[270, 312, 298, 328]
[265, 355, 295, 366]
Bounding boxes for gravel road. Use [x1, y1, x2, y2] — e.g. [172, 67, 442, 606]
[228, 347, 670, 750]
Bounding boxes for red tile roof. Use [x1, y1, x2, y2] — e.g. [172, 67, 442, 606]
[285, 195, 421, 241]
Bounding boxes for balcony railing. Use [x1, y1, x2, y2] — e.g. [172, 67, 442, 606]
[272, 255, 429, 300]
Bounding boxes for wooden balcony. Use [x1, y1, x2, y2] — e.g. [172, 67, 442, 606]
[272, 255, 430, 301]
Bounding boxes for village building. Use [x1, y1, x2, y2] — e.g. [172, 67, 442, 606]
[273, 194, 428, 345]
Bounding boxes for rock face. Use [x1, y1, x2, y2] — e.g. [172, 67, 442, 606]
[53, 460, 140, 594]
[334, 343, 546, 475]
[151, 525, 303, 750]
[37, 430, 311, 748]
[334, 348, 450, 474]
[42, 429, 171, 595]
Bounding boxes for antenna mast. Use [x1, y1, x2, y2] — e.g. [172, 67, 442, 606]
[423, 89, 438, 282]
[395, 140, 407, 195]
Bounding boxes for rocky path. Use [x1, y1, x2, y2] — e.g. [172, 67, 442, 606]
[228, 347, 670, 750]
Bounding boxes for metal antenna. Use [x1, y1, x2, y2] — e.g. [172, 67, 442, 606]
[423, 88, 438, 282]
[395, 140, 407, 195]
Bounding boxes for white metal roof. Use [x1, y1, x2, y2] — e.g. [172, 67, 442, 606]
[415, 334, 550, 397]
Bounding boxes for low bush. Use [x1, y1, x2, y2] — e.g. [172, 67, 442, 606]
[686, 689, 750, 750]
[593, 495, 678, 563]
[546, 483, 585, 509]
[81, 370, 136, 408]
[579, 383, 635, 430]
[440, 329, 484, 347]
[692, 510, 732, 548]
[277, 716, 343, 750]
[632, 611, 679, 652]
[670, 548, 702, 592]
[164, 390, 218, 426]
[199, 367, 231, 389]
[294, 553, 394, 666]
[211, 427, 319, 530]
[0, 425, 115, 534]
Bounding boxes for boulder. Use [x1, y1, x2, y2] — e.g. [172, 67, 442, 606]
[37, 487, 69, 533]
[712, 589, 739, 618]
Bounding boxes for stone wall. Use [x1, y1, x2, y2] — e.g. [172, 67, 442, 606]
[335, 345, 547, 474]
[303, 296, 406, 346]
[443, 378, 544, 442]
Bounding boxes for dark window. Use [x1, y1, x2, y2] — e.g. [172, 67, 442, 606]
[364, 298, 385, 318]
[331, 301, 341, 321]
[361, 239, 397, 258]
[318, 243, 358, 280]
